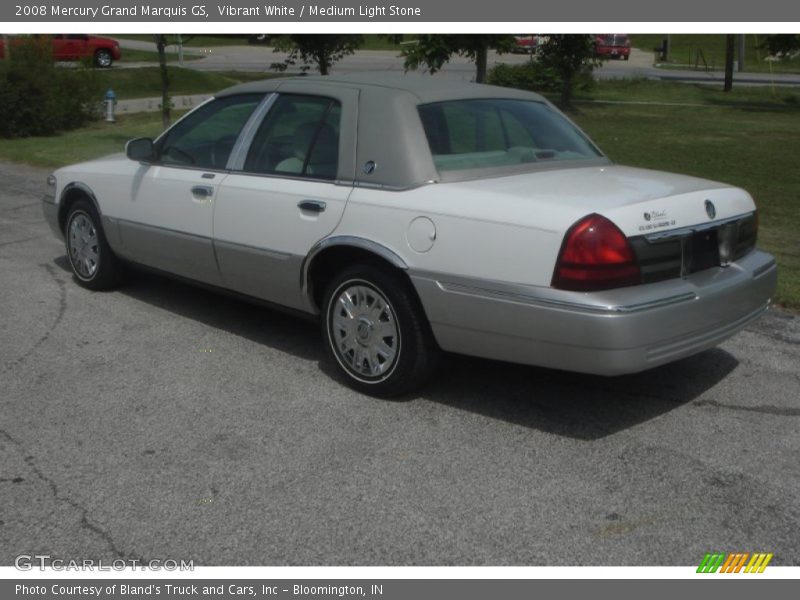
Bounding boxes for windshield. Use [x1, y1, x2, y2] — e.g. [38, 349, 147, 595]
[418, 99, 604, 176]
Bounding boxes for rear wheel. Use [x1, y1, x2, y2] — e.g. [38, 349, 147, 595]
[322, 265, 438, 398]
[65, 199, 121, 290]
[94, 49, 113, 68]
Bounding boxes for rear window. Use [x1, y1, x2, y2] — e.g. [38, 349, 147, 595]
[417, 99, 603, 175]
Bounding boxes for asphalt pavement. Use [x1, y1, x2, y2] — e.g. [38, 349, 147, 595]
[1, 160, 799, 565]
[115, 40, 800, 87]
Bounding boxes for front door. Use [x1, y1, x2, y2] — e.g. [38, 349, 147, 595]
[116, 94, 263, 285]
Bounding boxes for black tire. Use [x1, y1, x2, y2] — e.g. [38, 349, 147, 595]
[94, 49, 113, 68]
[64, 199, 122, 290]
[322, 264, 439, 398]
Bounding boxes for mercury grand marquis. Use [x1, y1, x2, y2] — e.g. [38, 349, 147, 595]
[42, 74, 777, 396]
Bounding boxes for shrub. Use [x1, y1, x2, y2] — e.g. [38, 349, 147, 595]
[0, 37, 101, 138]
[487, 60, 594, 97]
[488, 61, 559, 93]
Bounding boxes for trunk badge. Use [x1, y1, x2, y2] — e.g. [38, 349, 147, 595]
[705, 199, 716, 220]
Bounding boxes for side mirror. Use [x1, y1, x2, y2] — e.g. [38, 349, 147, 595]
[126, 138, 155, 162]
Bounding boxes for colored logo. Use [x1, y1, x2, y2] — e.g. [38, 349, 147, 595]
[697, 552, 773, 573]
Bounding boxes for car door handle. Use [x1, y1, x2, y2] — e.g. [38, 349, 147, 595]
[191, 185, 214, 198]
[298, 200, 326, 213]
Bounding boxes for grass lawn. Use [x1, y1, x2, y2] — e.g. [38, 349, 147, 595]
[567, 82, 800, 308]
[629, 34, 800, 74]
[0, 79, 796, 307]
[94, 67, 276, 99]
[0, 111, 184, 167]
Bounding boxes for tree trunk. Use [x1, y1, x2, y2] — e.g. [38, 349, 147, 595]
[155, 35, 171, 128]
[724, 34, 735, 92]
[560, 71, 573, 106]
[475, 45, 488, 83]
[318, 51, 329, 75]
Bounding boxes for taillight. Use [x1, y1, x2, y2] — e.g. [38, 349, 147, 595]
[552, 213, 641, 291]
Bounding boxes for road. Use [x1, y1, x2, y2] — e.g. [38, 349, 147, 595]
[1, 160, 799, 566]
[117, 39, 800, 86]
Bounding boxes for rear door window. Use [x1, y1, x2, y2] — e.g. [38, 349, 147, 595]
[243, 94, 341, 181]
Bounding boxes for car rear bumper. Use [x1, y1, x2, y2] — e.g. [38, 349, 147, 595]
[597, 47, 630, 57]
[410, 249, 777, 375]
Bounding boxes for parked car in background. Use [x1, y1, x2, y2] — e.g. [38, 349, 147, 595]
[594, 34, 631, 60]
[42, 75, 776, 396]
[0, 34, 121, 67]
[512, 35, 543, 54]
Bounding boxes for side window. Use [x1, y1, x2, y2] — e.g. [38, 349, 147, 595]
[243, 94, 341, 180]
[158, 94, 262, 170]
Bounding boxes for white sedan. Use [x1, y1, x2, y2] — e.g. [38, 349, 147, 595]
[42, 74, 777, 396]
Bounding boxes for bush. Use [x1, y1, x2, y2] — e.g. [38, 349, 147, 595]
[488, 61, 560, 93]
[487, 60, 595, 96]
[0, 37, 101, 138]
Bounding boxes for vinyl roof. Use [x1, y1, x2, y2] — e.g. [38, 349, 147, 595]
[216, 72, 547, 104]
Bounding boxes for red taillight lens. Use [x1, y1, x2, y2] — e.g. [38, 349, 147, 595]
[552, 213, 641, 291]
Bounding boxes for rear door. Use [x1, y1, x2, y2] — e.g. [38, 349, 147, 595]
[213, 87, 358, 311]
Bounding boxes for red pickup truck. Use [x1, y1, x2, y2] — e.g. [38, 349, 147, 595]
[0, 34, 121, 67]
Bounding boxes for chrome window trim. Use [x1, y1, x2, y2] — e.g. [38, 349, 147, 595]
[226, 93, 278, 171]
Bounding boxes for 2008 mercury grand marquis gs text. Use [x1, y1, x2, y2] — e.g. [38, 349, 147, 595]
[42, 74, 777, 396]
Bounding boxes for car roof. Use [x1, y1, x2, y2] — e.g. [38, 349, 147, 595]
[216, 72, 547, 104]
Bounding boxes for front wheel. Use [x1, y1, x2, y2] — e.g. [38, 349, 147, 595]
[94, 49, 113, 68]
[65, 199, 122, 290]
[322, 265, 439, 398]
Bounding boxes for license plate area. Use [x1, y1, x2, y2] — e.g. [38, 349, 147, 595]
[631, 212, 757, 285]
[686, 229, 720, 274]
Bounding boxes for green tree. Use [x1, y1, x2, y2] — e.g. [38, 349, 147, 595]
[536, 34, 600, 106]
[400, 35, 516, 83]
[270, 35, 363, 75]
[152, 35, 197, 128]
[760, 34, 800, 57]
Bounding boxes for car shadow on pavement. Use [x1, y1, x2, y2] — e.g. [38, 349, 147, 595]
[420, 349, 738, 440]
[55, 257, 739, 441]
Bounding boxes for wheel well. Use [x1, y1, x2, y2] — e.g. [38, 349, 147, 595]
[58, 187, 94, 233]
[307, 245, 412, 312]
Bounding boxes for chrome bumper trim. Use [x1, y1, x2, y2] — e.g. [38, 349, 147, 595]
[436, 281, 697, 315]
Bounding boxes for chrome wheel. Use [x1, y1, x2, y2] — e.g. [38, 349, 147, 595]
[68, 212, 99, 280]
[95, 50, 112, 68]
[329, 282, 400, 381]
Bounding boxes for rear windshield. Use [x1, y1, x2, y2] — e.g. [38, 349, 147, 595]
[418, 99, 603, 175]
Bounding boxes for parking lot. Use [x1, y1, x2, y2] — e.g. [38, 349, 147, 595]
[1, 159, 799, 566]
